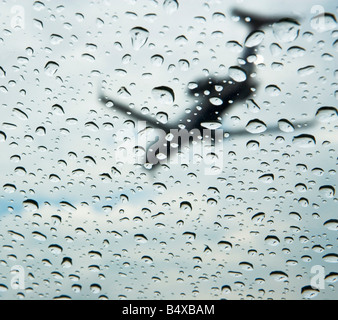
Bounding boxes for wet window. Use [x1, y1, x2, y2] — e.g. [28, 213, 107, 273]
[0, 0, 337, 300]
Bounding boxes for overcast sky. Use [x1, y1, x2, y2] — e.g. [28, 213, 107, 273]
[0, 0, 337, 300]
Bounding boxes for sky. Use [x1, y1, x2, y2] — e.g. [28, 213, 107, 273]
[0, 0, 337, 300]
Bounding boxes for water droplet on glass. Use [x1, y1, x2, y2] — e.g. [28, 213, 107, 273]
[152, 86, 175, 104]
[134, 234, 148, 243]
[163, 0, 179, 14]
[209, 97, 223, 106]
[217, 241, 232, 252]
[273, 19, 300, 43]
[324, 219, 338, 231]
[301, 286, 319, 299]
[32, 231, 47, 241]
[322, 254, 338, 263]
[246, 99, 260, 113]
[246, 119, 267, 134]
[90, 284, 101, 294]
[311, 13, 337, 32]
[292, 134, 316, 148]
[13, 108, 28, 120]
[49, 244, 63, 254]
[23, 199, 39, 212]
[44, 61, 59, 76]
[265, 85, 281, 97]
[315, 107, 337, 123]
[151, 54, 164, 66]
[3, 184, 16, 193]
[278, 119, 295, 132]
[142, 255, 153, 263]
[130, 27, 149, 50]
[228, 66, 247, 82]
[270, 271, 288, 282]
[259, 174, 274, 183]
[245, 30, 265, 48]
[297, 65, 315, 77]
[156, 112, 169, 124]
[319, 185, 335, 198]
[180, 201, 192, 213]
[265, 235, 280, 246]
[251, 212, 265, 223]
[246, 140, 260, 150]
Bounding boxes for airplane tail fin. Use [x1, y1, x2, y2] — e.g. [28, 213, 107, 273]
[231, 8, 299, 31]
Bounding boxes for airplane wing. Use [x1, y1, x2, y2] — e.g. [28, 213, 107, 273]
[99, 94, 170, 132]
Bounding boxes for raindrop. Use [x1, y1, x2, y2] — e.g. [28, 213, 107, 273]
[134, 234, 148, 243]
[228, 66, 247, 82]
[44, 61, 59, 76]
[52, 104, 65, 115]
[0, 285, 8, 293]
[323, 254, 338, 263]
[183, 232, 196, 241]
[325, 273, 338, 283]
[151, 54, 164, 66]
[60, 201, 77, 213]
[3, 184, 16, 193]
[270, 271, 288, 281]
[49, 174, 61, 182]
[180, 201, 192, 213]
[13, 108, 28, 120]
[201, 122, 222, 129]
[178, 59, 190, 71]
[246, 140, 260, 150]
[265, 85, 281, 97]
[297, 65, 315, 77]
[88, 251, 102, 260]
[239, 262, 254, 271]
[217, 241, 232, 252]
[163, 0, 179, 14]
[287, 46, 306, 58]
[278, 119, 295, 132]
[315, 107, 337, 123]
[259, 174, 274, 183]
[265, 235, 280, 246]
[156, 112, 169, 124]
[32, 231, 47, 241]
[130, 27, 149, 50]
[142, 255, 153, 263]
[90, 284, 101, 294]
[8, 231, 25, 241]
[0, 131, 6, 142]
[23, 199, 39, 212]
[245, 30, 265, 48]
[273, 19, 300, 42]
[246, 119, 267, 134]
[324, 219, 338, 231]
[246, 99, 261, 113]
[301, 286, 319, 299]
[311, 13, 337, 32]
[152, 86, 175, 104]
[61, 257, 72, 268]
[319, 185, 335, 198]
[209, 97, 223, 106]
[292, 135, 316, 148]
[50, 34, 64, 45]
[251, 212, 265, 223]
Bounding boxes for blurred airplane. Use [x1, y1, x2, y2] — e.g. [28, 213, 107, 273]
[100, 9, 314, 170]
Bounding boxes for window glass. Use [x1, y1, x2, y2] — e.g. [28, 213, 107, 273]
[0, 0, 337, 300]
